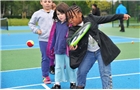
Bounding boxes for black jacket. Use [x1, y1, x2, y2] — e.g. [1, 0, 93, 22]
[92, 8, 100, 16]
[67, 14, 124, 69]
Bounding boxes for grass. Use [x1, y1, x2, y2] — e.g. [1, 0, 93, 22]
[1, 49, 41, 71]
[1, 30, 31, 34]
[116, 42, 140, 60]
[100, 26, 140, 60]
[1, 42, 139, 71]
[100, 27, 140, 38]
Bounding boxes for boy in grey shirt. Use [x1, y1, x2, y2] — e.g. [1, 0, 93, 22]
[28, 0, 54, 84]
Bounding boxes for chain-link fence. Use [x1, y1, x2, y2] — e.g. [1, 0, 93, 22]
[111, 1, 140, 28]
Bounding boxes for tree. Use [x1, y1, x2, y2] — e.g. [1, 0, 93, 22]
[1, 1, 13, 17]
[1, 1, 42, 18]
[86, 0, 112, 14]
[64, 1, 91, 15]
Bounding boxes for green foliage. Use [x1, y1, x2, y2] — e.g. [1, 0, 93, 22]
[86, 0, 112, 12]
[2, 0, 140, 19]
[57, 1, 91, 15]
[1, 1, 41, 17]
[8, 18, 30, 26]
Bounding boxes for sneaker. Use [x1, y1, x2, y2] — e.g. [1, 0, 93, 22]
[50, 65, 55, 75]
[43, 76, 51, 84]
[70, 83, 76, 89]
[51, 84, 61, 89]
[120, 30, 125, 32]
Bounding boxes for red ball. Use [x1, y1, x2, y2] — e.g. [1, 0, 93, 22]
[26, 40, 34, 47]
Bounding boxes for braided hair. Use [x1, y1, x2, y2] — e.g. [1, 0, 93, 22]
[66, 5, 84, 22]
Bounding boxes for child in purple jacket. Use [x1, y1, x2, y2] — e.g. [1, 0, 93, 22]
[47, 2, 77, 89]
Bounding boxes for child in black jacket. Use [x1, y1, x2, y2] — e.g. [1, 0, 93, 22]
[66, 5, 130, 89]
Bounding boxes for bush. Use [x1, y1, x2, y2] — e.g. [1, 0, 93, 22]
[3, 16, 31, 19]
[8, 18, 30, 26]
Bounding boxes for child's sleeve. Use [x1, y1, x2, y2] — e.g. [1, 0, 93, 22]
[92, 14, 124, 24]
[46, 22, 56, 60]
[66, 27, 75, 46]
[28, 12, 39, 34]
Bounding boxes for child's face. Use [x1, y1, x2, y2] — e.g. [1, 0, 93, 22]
[52, 3, 56, 10]
[92, 5, 96, 9]
[67, 12, 82, 26]
[40, 0, 53, 11]
[56, 10, 66, 22]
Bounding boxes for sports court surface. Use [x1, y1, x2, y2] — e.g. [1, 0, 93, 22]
[1, 24, 140, 89]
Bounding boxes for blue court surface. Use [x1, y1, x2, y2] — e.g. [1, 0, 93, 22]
[1, 28, 140, 89]
[1, 58, 140, 89]
[1, 32, 139, 50]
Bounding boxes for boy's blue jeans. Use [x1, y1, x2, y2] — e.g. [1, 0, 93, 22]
[77, 49, 112, 89]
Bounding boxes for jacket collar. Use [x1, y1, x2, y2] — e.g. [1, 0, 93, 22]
[78, 21, 84, 26]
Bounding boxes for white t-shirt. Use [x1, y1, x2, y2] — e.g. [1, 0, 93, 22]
[88, 35, 100, 52]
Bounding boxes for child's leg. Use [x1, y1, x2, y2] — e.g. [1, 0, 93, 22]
[120, 19, 125, 32]
[39, 41, 50, 77]
[97, 50, 112, 89]
[77, 51, 96, 87]
[55, 54, 66, 82]
[65, 54, 77, 82]
[65, 55, 77, 89]
[49, 59, 55, 75]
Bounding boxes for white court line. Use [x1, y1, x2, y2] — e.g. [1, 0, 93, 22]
[4, 82, 55, 89]
[4, 83, 43, 89]
[108, 35, 140, 40]
[1, 67, 41, 72]
[1, 35, 139, 51]
[1, 47, 39, 51]
[3, 72, 140, 89]
[113, 58, 140, 62]
[42, 84, 50, 89]
[108, 35, 140, 44]
[1, 58, 140, 73]
[86, 72, 140, 80]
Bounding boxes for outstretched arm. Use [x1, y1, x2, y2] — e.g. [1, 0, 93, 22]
[90, 14, 130, 24]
